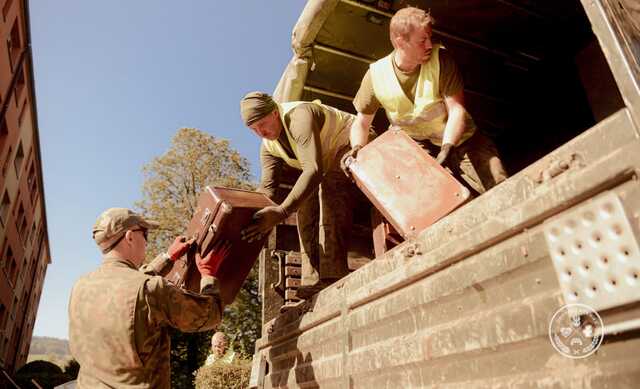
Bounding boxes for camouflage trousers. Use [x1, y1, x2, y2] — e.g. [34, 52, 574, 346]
[420, 131, 508, 195]
[297, 155, 359, 286]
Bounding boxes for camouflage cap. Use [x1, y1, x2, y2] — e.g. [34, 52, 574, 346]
[92, 208, 159, 253]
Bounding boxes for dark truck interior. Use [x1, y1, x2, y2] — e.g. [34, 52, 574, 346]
[272, 0, 628, 261]
[302, 0, 625, 173]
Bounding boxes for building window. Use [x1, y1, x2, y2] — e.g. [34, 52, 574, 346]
[7, 18, 22, 70]
[2, 0, 12, 21]
[29, 222, 36, 244]
[18, 92, 27, 125]
[14, 66, 25, 108]
[1, 146, 11, 176]
[0, 119, 7, 158]
[16, 202, 24, 230]
[15, 202, 28, 246]
[13, 142, 24, 178]
[10, 296, 17, 320]
[4, 245, 17, 285]
[27, 162, 37, 204]
[0, 191, 9, 227]
[19, 218, 27, 244]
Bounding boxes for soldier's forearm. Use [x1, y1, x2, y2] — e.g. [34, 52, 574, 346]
[350, 113, 374, 148]
[139, 252, 171, 275]
[442, 105, 466, 146]
[279, 168, 321, 216]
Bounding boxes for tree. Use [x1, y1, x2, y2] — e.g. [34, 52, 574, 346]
[136, 128, 260, 388]
[15, 360, 69, 389]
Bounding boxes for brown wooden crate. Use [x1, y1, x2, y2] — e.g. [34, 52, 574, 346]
[160, 186, 275, 304]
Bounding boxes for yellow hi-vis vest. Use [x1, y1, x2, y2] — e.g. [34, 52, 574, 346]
[262, 101, 354, 170]
[370, 44, 475, 145]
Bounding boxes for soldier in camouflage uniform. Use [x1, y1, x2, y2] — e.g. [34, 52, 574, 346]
[239, 92, 361, 301]
[68, 208, 229, 388]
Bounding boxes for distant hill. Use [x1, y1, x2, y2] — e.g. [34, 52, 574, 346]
[29, 336, 70, 356]
[28, 336, 71, 364]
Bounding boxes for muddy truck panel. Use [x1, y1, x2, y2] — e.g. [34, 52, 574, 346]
[251, 0, 640, 387]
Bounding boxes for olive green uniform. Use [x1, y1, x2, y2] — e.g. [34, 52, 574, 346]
[354, 49, 507, 194]
[69, 253, 222, 388]
[260, 103, 359, 285]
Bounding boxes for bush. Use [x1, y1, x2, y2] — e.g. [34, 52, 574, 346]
[194, 359, 252, 389]
[63, 359, 80, 379]
[14, 360, 71, 389]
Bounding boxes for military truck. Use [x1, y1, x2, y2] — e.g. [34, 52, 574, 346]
[250, 0, 640, 387]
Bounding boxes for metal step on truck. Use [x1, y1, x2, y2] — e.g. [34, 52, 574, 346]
[250, 0, 640, 387]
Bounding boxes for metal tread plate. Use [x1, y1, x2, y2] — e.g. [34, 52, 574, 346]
[544, 191, 640, 311]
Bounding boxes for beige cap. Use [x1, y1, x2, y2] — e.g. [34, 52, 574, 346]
[92, 208, 159, 253]
[240, 91, 277, 126]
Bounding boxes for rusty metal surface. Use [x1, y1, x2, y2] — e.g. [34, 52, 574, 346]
[252, 108, 640, 388]
[254, 0, 640, 386]
[161, 186, 274, 304]
[260, 223, 301, 326]
[348, 130, 470, 240]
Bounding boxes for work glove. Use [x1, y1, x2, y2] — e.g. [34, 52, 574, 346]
[340, 145, 362, 179]
[167, 236, 195, 261]
[436, 143, 453, 166]
[240, 206, 287, 243]
[196, 240, 232, 277]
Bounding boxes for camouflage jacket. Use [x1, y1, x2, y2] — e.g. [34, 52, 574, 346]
[69, 253, 223, 388]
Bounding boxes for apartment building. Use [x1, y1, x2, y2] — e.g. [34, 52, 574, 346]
[0, 0, 50, 375]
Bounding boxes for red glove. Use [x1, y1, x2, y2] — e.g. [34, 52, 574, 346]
[197, 240, 232, 277]
[167, 236, 195, 261]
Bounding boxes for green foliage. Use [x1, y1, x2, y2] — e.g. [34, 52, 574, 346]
[137, 127, 254, 259]
[136, 127, 261, 388]
[15, 360, 72, 389]
[217, 266, 261, 358]
[194, 358, 252, 389]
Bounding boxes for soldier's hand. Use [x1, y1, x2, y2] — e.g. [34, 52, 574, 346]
[340, 145, 362, 179]
[167, 236, 196, 261]
[240, 206, 287, 243]
[436, 143, 453, 165]
[197, 240, 232, 277]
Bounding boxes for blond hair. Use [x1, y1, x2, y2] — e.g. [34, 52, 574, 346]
[390, 7, 435, 46]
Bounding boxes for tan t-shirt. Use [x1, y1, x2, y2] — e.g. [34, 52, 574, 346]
[353, 49, 464, 115]
[259, 103, 327, 215]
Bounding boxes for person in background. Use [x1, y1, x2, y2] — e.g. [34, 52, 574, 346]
[205, 331, 236, 366]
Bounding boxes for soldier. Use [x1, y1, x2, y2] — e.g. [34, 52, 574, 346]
[239, 92, 360, 301]
[69, 208, 229, 388]
[204, 331, 236, 366]
[346, 6, 507, 195]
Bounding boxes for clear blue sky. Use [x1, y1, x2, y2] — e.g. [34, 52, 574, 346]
[31, 0, 307, 340]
